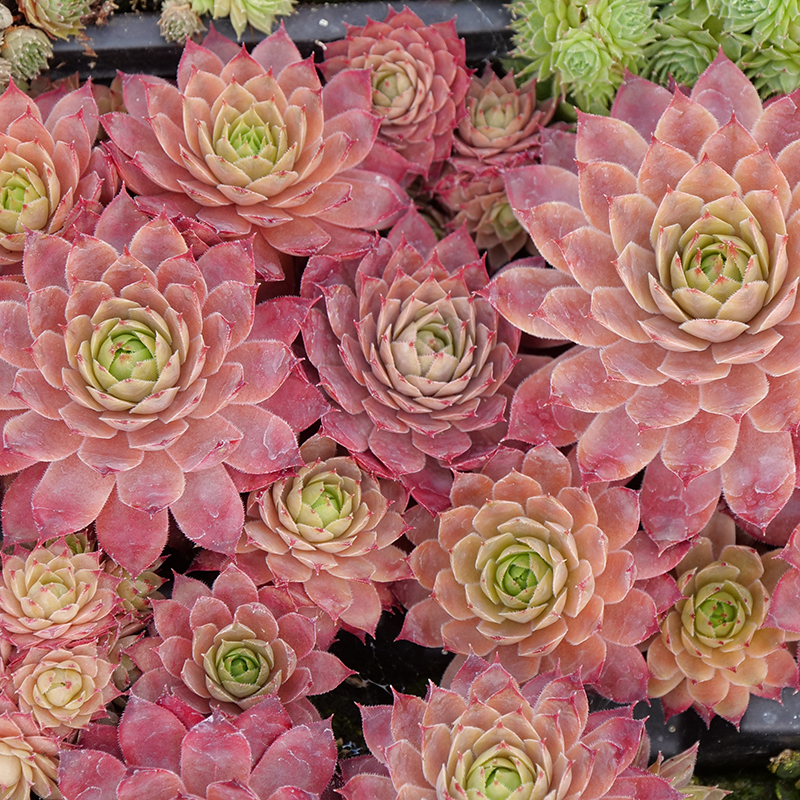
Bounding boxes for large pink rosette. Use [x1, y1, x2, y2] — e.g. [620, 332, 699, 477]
[401, 444, 658, 702]
[301, 209, 520, 510]
[130, 566, 351, 722]
[103, 26, 408, 275]
[0, 190, 326, 574]
[645, 513, 800, 726]
[488, 52, 800, 548]
[238, 435, 411, 636]
[320, 7, 470, 183]
[341, 655, 680, 800]
[0, 82, 107, 268]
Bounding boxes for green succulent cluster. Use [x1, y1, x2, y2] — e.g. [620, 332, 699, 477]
[0, 26, 52, 87]
[647, 0, 800, 97]
[190, 0, 294, 40]
[158, 0, 205, 43]
[508, 0, 655, 114]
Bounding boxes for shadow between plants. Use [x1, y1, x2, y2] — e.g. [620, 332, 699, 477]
[311, 609, 454, 757]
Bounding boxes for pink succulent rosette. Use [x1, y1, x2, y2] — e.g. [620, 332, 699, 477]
[103, 26, 408, 274]
[58, 694, 337, 799]
[435, 166, 535, 270]
[11, 643, 117, 736]
[489, 52, 800, 546]
[320, 7, 470, 183]
[340, 655, 680, 800]
[237, 435, 411, 636]
[131, 565, 351, 721]
[0, 189, 325, 575]
[451, 66, 555, 172]
[0, 701, 59, 800]
[0, 82, 105, 267]
[301, 209, 520, 510]
[646, 513, 800, 726]
[0, 542, 118, 652]
[401, 444, 659, 702]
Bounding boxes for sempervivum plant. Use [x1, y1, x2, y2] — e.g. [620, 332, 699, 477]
[189, 0, 294, 40]
[131, 565, 351, 720]
[17, 0, 92, 39]
[341, 655, 679, 800]
[743, 38, 800, 97]
[10, 644, 117, 736]
[319, 7, 470, 183]
[401, 443, 658, 702]
[435, 167, 535, 270]
[491, 52, 800, 546]
[645, 513, 800, 725]
[238, 435, 411, 636]
[103, 26, 407, 275]
[1, 27, 52, 86]
[645, 4, 744, 89]
[451, 66, 555, 172]
[301, 209, 520, 510]
[0, 700, 58, 800]
[0, 189, 325, 574]
[0, 542, 117, 652]
[508, 0, 655, 113]
[0, 81, 101, 266]
[59, 694, 337, 799]
[712, 0, 796, 41]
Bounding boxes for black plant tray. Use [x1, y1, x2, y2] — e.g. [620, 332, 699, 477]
[50, 0, 512, 81]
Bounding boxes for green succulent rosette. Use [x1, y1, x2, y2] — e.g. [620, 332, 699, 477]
[158, 0, 205, 43]
[76, 303, 188, 413]
[0, 157, 50, 236]
[190, 0, 294, 40]
[18, 0, 92, 39]
[460, 744, 538, 800]
[551, 27, 618, 112]
[744, 39, 800, 97]
[0, 26, 52, 85]
[645, 8, 744, 88]
[202, 621, 283, 705]
[509, 0, 653, 112]
[711, 0, 797, 42]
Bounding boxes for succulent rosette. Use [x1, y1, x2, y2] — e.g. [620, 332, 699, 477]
[11, 643, 117, 735]
[132, 565, 351, 719]
[0, 703, 59, 800]
[743, 39, 800, 97]
[18, 0, 92, 39]
[341, 655, 679, 800]
[402, 443, 659, 702]
[59, 694, 337, 799]
[491, 53, 800, 546]
[509, 0, 654, 113]
[0, 543, 117, 652]
[319, 7, 470, 183]
[190, 0, 294, 40]
[645, 513, 799, 725]
[451, 66, 555, 171]
[1, 27, 52, 87]
[645, 7, 744, 89]
[239, 435, 411, 635]
[103, 26, 407, 274]
[436, 167, 535, 270]
[713, 0, 796, 41]
[301, 209, 520, 510]
[0, 81, 102, 266]
[0, 189, 325, 574]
